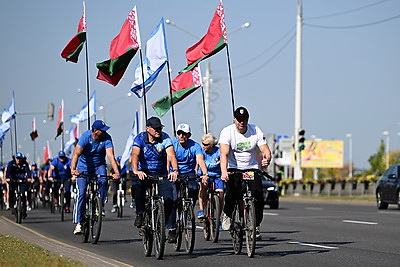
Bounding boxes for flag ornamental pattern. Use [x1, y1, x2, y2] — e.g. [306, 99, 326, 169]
[96, 6, 141, 86]
[61, 3, 87, 63]
[55, 100, 64, 139]
[30, 117, 38, 141]
[152, 66, 202, 117]
[180, 1, 227, 73]
[131, 18, 168, 98]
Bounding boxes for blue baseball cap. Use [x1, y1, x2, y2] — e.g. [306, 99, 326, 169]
[92, 120, 110, 131]
[58, 151, 66, 157]
[15, 152, 24, 159]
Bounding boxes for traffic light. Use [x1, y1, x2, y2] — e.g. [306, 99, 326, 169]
[47, 103, 54, 121]
[298, 128, 305, 151]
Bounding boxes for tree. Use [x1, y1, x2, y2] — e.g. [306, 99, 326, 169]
[367, 139, 386, 175]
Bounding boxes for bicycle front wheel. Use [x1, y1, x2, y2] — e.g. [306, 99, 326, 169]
[210, 195, 221, 243]
[183, 204, 195, 254]
[203, 199, 211, 241]
[90, 196, 103, 244]
[231, 203, 243, 255]
[81, 199, 90, 243]
[153, 200, 166, 260]
[15, 196, 22, 224]
[117, 192, 123, 218]
[60, 190, 65, 222]
[49, 191, 55, 214]
[244, 200, 256, 258]
[142, 210, 153, 257]
[174, 208, 183, 251]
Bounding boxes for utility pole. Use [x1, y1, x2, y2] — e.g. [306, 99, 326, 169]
[294, 0, 303, 180]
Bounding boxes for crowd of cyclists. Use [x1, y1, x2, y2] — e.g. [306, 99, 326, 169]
[0, 106, 272, 257]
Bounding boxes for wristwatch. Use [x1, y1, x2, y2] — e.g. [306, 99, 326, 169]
[172, 169, 179, 172]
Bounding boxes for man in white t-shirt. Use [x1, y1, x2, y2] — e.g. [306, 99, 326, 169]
[219, 106, 271, 240]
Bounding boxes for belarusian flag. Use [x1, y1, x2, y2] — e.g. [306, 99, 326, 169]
[30, 117, 38, 141]
[180, 1, 227, 73]
[43, 140, 52, 164]
[152, 66, 202, 117]
[61, 2, 86, 63]
[55, 100, 64, 139]
[96, 6, 141, 86]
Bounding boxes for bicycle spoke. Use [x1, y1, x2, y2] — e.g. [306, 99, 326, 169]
[245, 200, 256, 258]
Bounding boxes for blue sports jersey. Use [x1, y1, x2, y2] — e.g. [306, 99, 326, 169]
[51, 157, 72, 180]
[198, 146, 221, 177]
[133, 131, 173, 175]
[76, 130, 113, 173]
[173, 138, 203, 174]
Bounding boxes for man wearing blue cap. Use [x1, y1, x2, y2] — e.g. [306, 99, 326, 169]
[48, 151, 73, 213]
[70, 120, 120, 235]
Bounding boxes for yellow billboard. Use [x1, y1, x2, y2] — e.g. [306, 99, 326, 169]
[299, 140, 344, 168]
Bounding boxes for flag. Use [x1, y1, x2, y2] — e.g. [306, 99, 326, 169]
[180, 1, 227, 73]
[61, 2, 87, 63]
[55, 100, 64, 139]
[30, 117, 38, 141]
[120, 111, 139, 168]
[64, 123, 79, 156]
[96, 6, 141, 86]
[43, 140, 52, 164]
[70, 91, 96, 124]
[131, 18, 168, 98]
[152, 66, 202, 117]
[2, 91, 16, 123]
[0, 121, 11, 147]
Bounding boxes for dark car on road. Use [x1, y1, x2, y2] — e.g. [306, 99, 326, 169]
[376, 164, 400, 209]
[261, 172, 280, 209]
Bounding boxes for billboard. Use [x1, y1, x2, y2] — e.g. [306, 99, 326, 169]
[299, 140, 344, 168]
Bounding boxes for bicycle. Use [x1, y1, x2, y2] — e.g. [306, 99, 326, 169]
[13, 179, 27, 224]
[56, 179, 71, 222]
[229, 170, 257, 258]
[202, 177, 221, 243]
[48, 181, 56, 214]
[138, 174, 166, 260]
[115, 177, 129, 218]
[29, 185, 40, 210]
[173, 173, 197, 254]
[79, 173, 112, 244]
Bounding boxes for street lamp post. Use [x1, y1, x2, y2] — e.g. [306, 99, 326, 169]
[383, 131, 390, 169]
[346, 133, 353, 178]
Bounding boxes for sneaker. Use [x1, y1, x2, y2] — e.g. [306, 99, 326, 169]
[5, 203, 10, 210]
[134, 214, 144, 227]
[219, 224, 223, 231]
[222, 213, 231, 231]
[255, 226, 262, 241]
[65, 207, 70, 213]
[111, 205, 118, 213]
[197, 209, 205, 219]
[167, 229, 177, 243]
[27, 205, 32, 211]
[44, 195, 49, 202]
[130, 200, 135, 209]
[73, 224, 82, 235]
[102, 209, 106, 217]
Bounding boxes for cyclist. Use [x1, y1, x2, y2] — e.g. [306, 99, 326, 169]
[71, 120, 120, 235]
[27, 162, 40, 210]
[197, 133, 224, 225]
[219, 107, 271, 240]
[48, 151, 72, 213]
[41, 158, 52, 203]
[110, 156, 128, 213]
[0, 165, 8, 210]
[5, 153, 32, 218]
[172, 123, 208, 221]
[130, 116, 179, 243]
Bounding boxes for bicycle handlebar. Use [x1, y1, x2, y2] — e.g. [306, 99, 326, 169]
[78, 173, 114, 180]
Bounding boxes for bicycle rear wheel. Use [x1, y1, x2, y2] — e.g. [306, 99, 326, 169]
[117, 192, 123, 218]
[142, 209, 153, 257]
[81, 199, 90, 243]
[211, 194, 221, 243]
[174, 208, 183, 251]
[244, 200, 256, 258]
[203, 198, 211, 241]
[231, 203, 243, 255]
[153, 200, 166, 260]
[183, 204, 195, 254]
[60, 190, 65, 222]
[90, 196, 103, 244]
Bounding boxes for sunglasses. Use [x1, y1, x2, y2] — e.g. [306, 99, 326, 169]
[202, 142, 211, 146]
[152, 126, 163, 131]
[177, 130, 188, 136]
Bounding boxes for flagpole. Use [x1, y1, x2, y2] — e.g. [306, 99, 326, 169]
[33, 139, 36, 163]
[166, 60, 176, 137]
[138, 49, 148, 120]
[225, 44, 235, 114]
[200, 85, 208, 134]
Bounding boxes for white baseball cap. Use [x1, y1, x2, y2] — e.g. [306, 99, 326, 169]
[176, 123, 191, 134]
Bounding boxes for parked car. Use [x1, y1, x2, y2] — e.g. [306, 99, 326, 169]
[261, 172, 280, 209]
[375, 164, 400, 209]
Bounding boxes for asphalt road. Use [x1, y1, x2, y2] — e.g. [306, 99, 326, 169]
[1, 198, 399, 267]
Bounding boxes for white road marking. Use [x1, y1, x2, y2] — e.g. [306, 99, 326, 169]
[342, 220, 378, 225]
[263, 212, 278, 216]
[289, 241, 339, 250]
[305, 207, 323, 210]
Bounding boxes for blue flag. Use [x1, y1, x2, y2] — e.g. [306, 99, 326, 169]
[70, 91, 96, 123]
[120, 110, 139, 168]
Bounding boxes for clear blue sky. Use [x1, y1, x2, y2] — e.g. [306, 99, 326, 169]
[1, 0, 399, 170]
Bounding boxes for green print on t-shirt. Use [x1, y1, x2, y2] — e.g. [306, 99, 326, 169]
[236, 141, 251, 151]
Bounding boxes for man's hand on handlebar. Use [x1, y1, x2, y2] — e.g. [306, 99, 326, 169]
[134, 171, 147, 180]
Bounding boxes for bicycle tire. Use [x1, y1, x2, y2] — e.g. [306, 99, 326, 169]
[183, 204, 196, 254]
[32, 191, 39, 210]
[91, 196, 103, 244]
[231, 203, 243, 255]
[142, 209, 153, 257]
[117, 192, 123, 218]
[174, 207, 183, 251]
[15, 196, 22, 224]
[81, 199, 90, 243]
[60, 190, 65, 222]
[153, 200, 166, 259]
[49, 190, 55, 214]
[244, 200, 256, 258]
[211, 194, 221, 243]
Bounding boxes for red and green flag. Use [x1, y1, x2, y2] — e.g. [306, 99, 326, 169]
[180, 1, 227, 73]
[96, 6, 141, 86]
[30, 117, 38, 141]
[55, 100, 64, 139]
[61, 3, 86, 63]
[152, 66, 202, 117]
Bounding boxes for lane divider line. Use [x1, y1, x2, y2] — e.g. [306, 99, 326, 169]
[289, 241, 339, 250]
[342, 220, 378, 225]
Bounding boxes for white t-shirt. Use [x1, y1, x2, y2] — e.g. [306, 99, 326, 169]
[218, 123, 267, 169]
